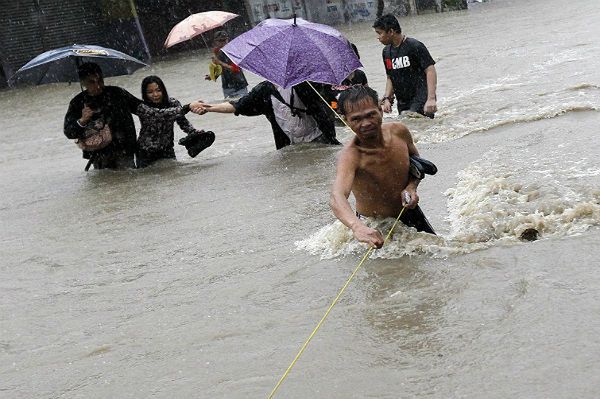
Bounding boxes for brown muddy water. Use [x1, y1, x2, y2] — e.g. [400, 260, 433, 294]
[1, 0, 599, 397]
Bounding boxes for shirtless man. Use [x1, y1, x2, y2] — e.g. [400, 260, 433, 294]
[330, 86, 434, 249]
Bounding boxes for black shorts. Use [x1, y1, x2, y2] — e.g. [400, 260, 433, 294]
[356, 205, 435, 235]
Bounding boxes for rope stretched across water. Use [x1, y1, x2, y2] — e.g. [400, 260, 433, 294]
[267, 206, 407, 399]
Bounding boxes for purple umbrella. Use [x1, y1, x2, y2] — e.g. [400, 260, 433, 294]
[222, 17, 362, 89]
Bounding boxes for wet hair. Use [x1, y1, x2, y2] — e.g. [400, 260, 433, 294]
[213, 30, 229, 44]
[338, 86, 380, 116]
[77, 62, 103, 80]
[141, 75, 169, 107]
[373, 14, 401, 34]
[350, 42, 360, 59]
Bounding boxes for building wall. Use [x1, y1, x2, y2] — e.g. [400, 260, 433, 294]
[0, 0, 104, 87]
[135, 0, 251, 55]
[243, 0, 382, 26]
[0, 0, 254, 87]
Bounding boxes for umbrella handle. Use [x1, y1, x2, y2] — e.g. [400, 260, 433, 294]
[199, 33, 210, 50]
[74, 57, 84, 92]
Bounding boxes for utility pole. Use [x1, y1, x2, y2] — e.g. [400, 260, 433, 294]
[128, 0, 151, 62]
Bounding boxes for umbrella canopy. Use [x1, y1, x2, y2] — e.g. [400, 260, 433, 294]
[222, 17, 362, 89]
[8, 44, 147, 87]
[164, 11, 239, 48]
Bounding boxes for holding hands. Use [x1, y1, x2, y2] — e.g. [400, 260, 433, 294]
[189, 101, 209, 115]
[190, 101, 236, 115]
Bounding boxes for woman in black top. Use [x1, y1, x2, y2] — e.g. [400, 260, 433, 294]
[136, 76, 213, 168]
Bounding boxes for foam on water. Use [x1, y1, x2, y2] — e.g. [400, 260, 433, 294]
[295, 218, 451, 259]
[404, 84, 600, 145]
[445, 149, 600, 244]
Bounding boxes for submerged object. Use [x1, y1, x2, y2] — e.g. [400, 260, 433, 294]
[520, 228, 539, 241]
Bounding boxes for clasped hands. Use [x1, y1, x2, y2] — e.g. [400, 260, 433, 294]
[189, 101, 211, 115]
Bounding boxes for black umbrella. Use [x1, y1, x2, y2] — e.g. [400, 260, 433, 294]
[8, 44, 148, 87]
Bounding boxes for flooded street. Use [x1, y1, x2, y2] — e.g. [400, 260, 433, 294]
[1, 0, 600, 397]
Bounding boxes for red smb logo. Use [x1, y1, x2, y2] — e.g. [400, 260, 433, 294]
[385, 56, 410, 70]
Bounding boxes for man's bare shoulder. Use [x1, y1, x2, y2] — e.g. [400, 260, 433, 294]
[338, 138, 360, 157]
[383, 121, 412, 142]
[336, 138, 362, 165]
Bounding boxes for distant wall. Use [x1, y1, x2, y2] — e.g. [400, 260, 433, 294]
[0, 0, 253, 87]
[243, 0, 379, 26]
[0, 0, 104, 87]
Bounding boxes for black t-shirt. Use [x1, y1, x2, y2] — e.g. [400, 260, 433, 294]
[383, 38, 435, 104]
[217, 50, 248, 91]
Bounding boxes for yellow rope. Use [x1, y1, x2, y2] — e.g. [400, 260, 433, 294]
[267, 206, 407, 399]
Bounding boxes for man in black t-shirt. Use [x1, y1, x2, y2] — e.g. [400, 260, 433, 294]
[373, 14, 438, 118]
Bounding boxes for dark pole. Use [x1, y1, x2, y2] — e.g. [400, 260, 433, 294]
[376, 0, 385, 18]
[128, 0, 151, 62]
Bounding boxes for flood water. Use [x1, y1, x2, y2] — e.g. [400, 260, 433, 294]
[1, 0, 599, 397]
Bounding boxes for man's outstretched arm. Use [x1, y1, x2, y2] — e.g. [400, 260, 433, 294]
[190, 101, 235, 114]
[330, 149, 384, 248]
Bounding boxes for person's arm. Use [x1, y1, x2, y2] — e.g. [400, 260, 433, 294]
[212, 54, 233, 70]
[396, 123, 421, 209]
[330, 149, 385, 248]
[191, 81, 273, 116]
[424, 65, 437, 114]
[175, 114, 199, 135]
[381, 76, 394, 113]
[64, 97, 90, 139]
[190, 101, 236, 114]
[135, 102, 185, 120]
[114, 87, 143, 114]
[135, 98, 202, 117]
[173, 100, 203, 135]
[413, 40, 437, 115]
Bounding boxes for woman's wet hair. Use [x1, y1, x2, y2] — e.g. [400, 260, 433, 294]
[141, 75, 169, 107]
[373, 14, 402, 34]
[338, 86, 380, 116]
[77, 62, 103, 80]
